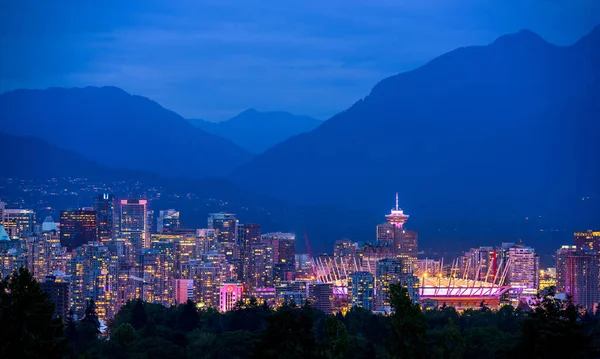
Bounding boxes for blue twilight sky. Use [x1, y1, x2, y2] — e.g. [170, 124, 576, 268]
[1, 1, 599, 121]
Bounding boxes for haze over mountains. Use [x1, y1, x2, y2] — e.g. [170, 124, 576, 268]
[188, 109, 322, 153]
[232, 26, 600, 234]
[0, 86, 251, 178]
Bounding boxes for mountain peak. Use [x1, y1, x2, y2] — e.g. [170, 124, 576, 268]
[491, 29, 550, 48]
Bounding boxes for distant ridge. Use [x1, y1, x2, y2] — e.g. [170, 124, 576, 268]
[0, 86, 251, 178]
[188, 108, 322, 153]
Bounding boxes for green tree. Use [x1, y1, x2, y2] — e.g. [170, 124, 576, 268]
[178, 299, 200, 332]
[322, 316, 351, 359]
[387, 284, 428, 359]
[112, 322, 137, 347]
[130, 299, 148, 330]
[0, 267, 66, 359]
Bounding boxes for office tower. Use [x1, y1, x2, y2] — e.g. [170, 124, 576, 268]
[0, 202, 35, 239]
[574, 230, 600, 252]
[157, 210, 180, 234]
[175, 279, 194, 305]
[246, 242, 274, 291]
[348, 271, 375, 310]
[59, 209, 98, 251]
[556, 246, 600, 311]
[69, 242, 118, 321]
[239, 224, 260, 279]
[208, 213, 238, 262]
[219, 282, 243, 312]
[506, 244, 540, 305]
[263, 232, 296, 284]
[120, 199, 148, 265]
[309, 283, 334, 314]
[138, 248, 174, 306]
[197, 228, 217, 254]
[94, 194, 117, 242]
[40, 273, 71, 321]
[175, 234, 198, 276]
[375, 258, 403, 310]
[196, 251, 227, 308]
[27, 231, 68, 282]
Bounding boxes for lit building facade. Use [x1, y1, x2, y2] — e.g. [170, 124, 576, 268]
[348, 271, 375, 310]
[59, 209, 98, 251]
[247, 242, 274, 291]
[375, 258, 403, 310]
[120, 199, 148, 266]
[94, 193, 117, 242]
[208, 213, 238, 262]
[574, 230, 600, 252]
[175, 279, 194, 305]
[1, 202, 35, 239]
[219, 282, 243, 312]
[157, 209, 180, 234]
[556, 246, 600, 311]
[506, 245, 540, 305]
[41, 273, 71, 321]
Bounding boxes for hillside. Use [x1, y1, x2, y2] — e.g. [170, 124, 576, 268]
[0, 86, 251, 178]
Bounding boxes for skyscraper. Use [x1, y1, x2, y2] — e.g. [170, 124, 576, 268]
[263, 232, 296, 284]
[348, 271, 375, 310]
[574, 230, 600, 252]
[556, 246, 600, 311]
[59, 209, 98, 250]
[239, 224, 260, 282]
[120, 199, 148, 266]
[94, 193, 117, 242]
[375, 258, 403, 310]
[0, 202, 35, 239]
[247, 242, 274, 291]
[157, 209, 181, 234]
[40, 274, 71, 321]
[208, 213, 238, 262]
[506, 244, 539, 305]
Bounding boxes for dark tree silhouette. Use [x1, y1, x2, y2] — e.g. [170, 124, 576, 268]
[0, 268, 66, 359]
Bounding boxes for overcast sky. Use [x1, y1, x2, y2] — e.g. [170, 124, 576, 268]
[1, 0, 599, 121]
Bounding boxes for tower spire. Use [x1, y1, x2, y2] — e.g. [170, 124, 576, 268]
[395, 192, 399, 211]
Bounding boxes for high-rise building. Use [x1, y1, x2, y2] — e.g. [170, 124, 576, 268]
[247, 242, 274, 291]
[0, 202, 35, 239]
[539, 268, 557, 291]
[196, 251, 227, 308]
[120, 199, 148, 266]
[137, 248, 174, 306]
[574, 230, 600, 252]
[27, 231, 68, 282]
[94, 194, 117, 242]
[263, 232, 296, 284]
[348, 271, 375, 310]
[40, 273, 71, 321]
[556, 246, 600, 311]
[219, 282, 243, 312]
[175, 279, 194, 305]
[69, 242, 118, 321]
[309, 283, 334, 314]
[157, 210, 180, 234]
[208, 213, 238, 262]
[239, 224, 260, 279]
[59, 209, 98, 250]
[506, 244, 539, 305]
[375, 258, 403, 310]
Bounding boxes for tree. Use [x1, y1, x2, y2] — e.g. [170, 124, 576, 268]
[112, 323, 137, 347]
[322, 316, 351, 359]
[387, 284, 428, 359]
[178, 299, 199, 332]
[130, 299, 147, 330]
[0, 267, 66, 359]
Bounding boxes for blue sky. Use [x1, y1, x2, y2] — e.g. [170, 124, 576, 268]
[1, 1, 599, 121]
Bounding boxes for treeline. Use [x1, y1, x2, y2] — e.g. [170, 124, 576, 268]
[2, 268, 600, 359]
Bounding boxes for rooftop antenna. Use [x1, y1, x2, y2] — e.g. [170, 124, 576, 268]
[395, 192, 399, 211]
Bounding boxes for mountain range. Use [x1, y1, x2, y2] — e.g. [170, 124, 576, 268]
[231, 26, 600, 236]
[0, 86, 251, 178]
[188, 109, 322, 153]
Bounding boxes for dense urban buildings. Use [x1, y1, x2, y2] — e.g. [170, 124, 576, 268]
[1, 194, 599, 323]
